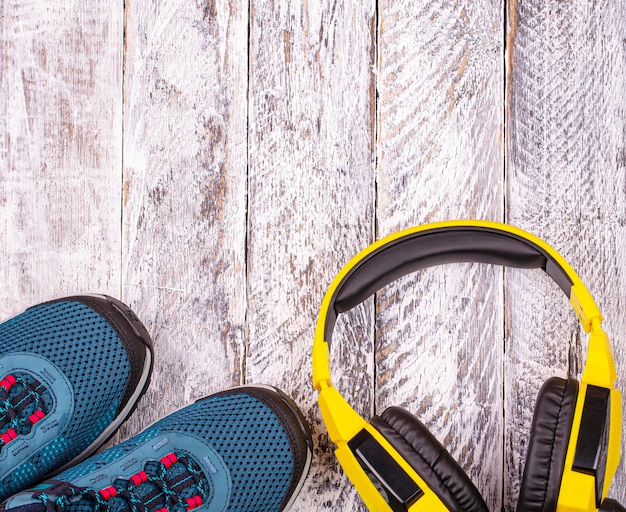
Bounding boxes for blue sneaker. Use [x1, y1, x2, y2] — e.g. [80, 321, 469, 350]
[0, 386, 312, 512]
[0, 295, 153, 501]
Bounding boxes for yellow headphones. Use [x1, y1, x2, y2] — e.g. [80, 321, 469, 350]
[312, 220, 623, 512]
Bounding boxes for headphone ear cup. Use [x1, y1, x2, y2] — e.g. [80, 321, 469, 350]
[516, 377, 579, 512]
[371, 407, 489, 512]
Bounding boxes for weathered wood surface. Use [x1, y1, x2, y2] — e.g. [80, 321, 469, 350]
[119, 0, 249, 427]
[0, 0, 123, 315]
[506, 0, 626, 509]
[375, 0, 505, 508]
[1, 1, 626, 511]
[247, 2, 375, 509]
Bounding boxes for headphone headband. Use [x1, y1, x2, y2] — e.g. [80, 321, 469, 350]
[313, 220, 604, 390]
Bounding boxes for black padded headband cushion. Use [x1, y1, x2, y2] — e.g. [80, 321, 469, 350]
[324, 226, 574, 342]
[371, 406, 489, 512]
[516, 377, 579, 512]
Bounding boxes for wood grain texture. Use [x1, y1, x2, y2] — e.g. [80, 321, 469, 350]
[246, 1, 376, 510]
[375, 0, 505, 509]
[1, 0, 625, 510]
[119, 0, 249, 435]
[506, 0, 626, 507]
[0, 0, 123, 316]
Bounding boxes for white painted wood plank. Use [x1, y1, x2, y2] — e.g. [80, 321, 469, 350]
[376, 0, 505, 509]
[246, 1, 376, 510]
[0, 0, 123, 317]
[119, 0, 249, 435]
[506, 0, 626, 508]
[3, 2, 625, 511]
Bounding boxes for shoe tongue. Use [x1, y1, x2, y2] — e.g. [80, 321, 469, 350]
[63, 480, 166, 512]
[66, 454, 208, 512]
[0, 489, 48, 512]
[3, 480, 181, 512]
[0, 503, 46, 512]
[0, 373, 52, 438]
[4, 454, 210, 512]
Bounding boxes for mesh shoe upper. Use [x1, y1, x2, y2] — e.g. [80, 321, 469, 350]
[0, 296, 153, 500]
[0, 386, 312, 512]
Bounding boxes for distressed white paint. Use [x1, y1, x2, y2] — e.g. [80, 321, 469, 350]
[375, 0, 505, 508]
[0, 0, 123, 315]
[1, 0, 625, 510]
[506, 0, 626, 507]
[119, 0, 249, 430]
[247, 2, 376, 509]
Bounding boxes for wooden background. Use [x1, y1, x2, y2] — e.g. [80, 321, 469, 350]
[1, 0, 625, 510]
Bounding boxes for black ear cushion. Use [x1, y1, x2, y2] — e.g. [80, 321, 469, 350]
[371, 406, 489, 512]
[516, 377, 579, 512]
